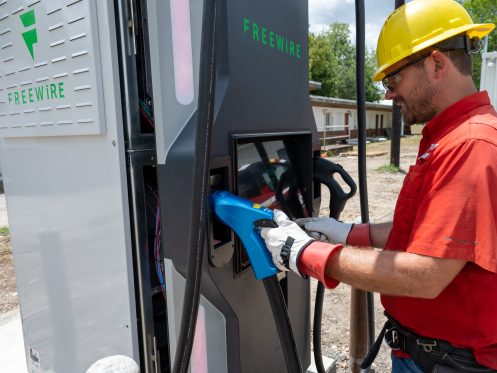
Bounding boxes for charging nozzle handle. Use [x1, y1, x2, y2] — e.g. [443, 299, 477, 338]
[211, 191, 278, 279]
[314, 157, 357, 220]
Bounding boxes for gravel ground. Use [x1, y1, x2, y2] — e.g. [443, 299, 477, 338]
[0, 235, 17, 314]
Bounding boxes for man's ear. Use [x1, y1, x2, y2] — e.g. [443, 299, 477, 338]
[429, 50, 448, 76]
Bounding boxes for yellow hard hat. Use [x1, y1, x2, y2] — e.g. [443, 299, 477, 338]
[373, 0, 495, 81]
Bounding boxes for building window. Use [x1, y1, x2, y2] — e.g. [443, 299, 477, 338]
[325, 112, 331, 129]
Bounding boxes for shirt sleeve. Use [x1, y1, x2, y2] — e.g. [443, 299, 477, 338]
[406, 139, 497, 273]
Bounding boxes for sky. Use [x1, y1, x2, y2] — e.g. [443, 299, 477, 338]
[309, 0, 409, 50]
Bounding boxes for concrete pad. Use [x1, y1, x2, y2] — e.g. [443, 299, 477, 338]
[0, 308, 27, 372]
[307, 354, 336, 373]
[0, 193, 9, 227]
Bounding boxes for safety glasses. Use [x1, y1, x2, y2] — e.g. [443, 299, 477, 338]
[382, 52, 431, 92]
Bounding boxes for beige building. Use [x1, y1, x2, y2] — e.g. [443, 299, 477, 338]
[309, 81, 396, 150]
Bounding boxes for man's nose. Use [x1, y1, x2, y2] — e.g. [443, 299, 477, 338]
[385, 89, 396, 100]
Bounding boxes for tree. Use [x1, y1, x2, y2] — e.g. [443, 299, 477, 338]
[364, 49, 384, 103]
[461, 0, 497, 87]
[309, 23, 383, 102]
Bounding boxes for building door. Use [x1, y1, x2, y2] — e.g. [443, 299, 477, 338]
[324, 112, 331, 146]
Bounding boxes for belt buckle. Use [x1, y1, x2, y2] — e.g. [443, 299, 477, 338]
[386, 328, 400, 351]
[417, 339, 437, 352]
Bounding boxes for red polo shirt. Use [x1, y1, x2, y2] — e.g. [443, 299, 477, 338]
[381, 91, 497, 369]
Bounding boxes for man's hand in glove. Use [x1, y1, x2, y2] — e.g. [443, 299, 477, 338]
[260, 209, 343, 289]
[295, 217, 371, 248]
[260, 209, 314, 276]
[295, 217, 351, 244]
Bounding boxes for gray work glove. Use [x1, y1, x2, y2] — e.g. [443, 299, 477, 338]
[295, 217, 352, 244]
[260, 209, 314, 275]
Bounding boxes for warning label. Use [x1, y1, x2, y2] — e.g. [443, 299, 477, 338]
[28, 345, 41, 373]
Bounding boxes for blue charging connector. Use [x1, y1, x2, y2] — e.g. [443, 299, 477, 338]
[211, 191, 278, 279]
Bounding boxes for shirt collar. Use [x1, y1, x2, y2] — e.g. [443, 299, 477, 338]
[421, 91, 491, 141]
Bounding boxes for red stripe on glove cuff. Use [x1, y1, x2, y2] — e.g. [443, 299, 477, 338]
[347, 223, 371, 248]
[297, 241, 342, 289]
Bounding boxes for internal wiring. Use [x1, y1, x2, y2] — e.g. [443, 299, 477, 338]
[139, 99, 155, 129]
[154, 204, 167, 299]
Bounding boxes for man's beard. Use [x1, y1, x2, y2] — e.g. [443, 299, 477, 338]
[396, 79, 438, 126]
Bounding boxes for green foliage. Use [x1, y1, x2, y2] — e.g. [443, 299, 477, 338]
[309, 23, 383, 102]
[461, 0, 497, 87]
[365, 51, 384, 102]
[0, 226, 9, 236]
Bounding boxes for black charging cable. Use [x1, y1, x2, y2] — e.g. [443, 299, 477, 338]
[264, 276, 303, 372]
[312, 158, 357, 373]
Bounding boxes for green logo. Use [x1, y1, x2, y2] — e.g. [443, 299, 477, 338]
[20, 9, 38, 60]
[6, 9, 68, 107]
[243, 18, 302, 60]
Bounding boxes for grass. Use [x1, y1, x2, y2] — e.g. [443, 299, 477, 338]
[0, 240, 10, 255]
[376, 163, 405, 174]
[364, 134, 421, 152]
[0, 226, 11, 254]
[337, 135, 422, 159]
[0, 226, 9, 236]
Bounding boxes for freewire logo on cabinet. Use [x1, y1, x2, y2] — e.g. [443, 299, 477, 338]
[20, 9, 38, 60]
[7, 9, 64, 108]
[0, 0, 106, 137]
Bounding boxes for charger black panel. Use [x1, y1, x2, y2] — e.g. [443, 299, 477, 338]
[157, 0, 316, 370]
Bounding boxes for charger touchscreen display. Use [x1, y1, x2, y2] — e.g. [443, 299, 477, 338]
[236, 139, 310, 219]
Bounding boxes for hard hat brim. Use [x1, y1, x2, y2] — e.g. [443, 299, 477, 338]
[373, 23, 496, 82]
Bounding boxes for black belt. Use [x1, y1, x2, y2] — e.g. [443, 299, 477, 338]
[361, 312, 496, 373]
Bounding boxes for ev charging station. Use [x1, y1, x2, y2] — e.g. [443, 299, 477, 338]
[0, 0, 365, 372]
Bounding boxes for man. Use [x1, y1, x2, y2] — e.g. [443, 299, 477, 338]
[260, 0, 497, 372]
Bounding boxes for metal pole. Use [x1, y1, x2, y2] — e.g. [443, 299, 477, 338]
[324, 114, 327, 149]
[351, 1, 373, 372]
[350, 290, 369, 372]
[390, 0, 405, 167]
[390, 105, 402, 166]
